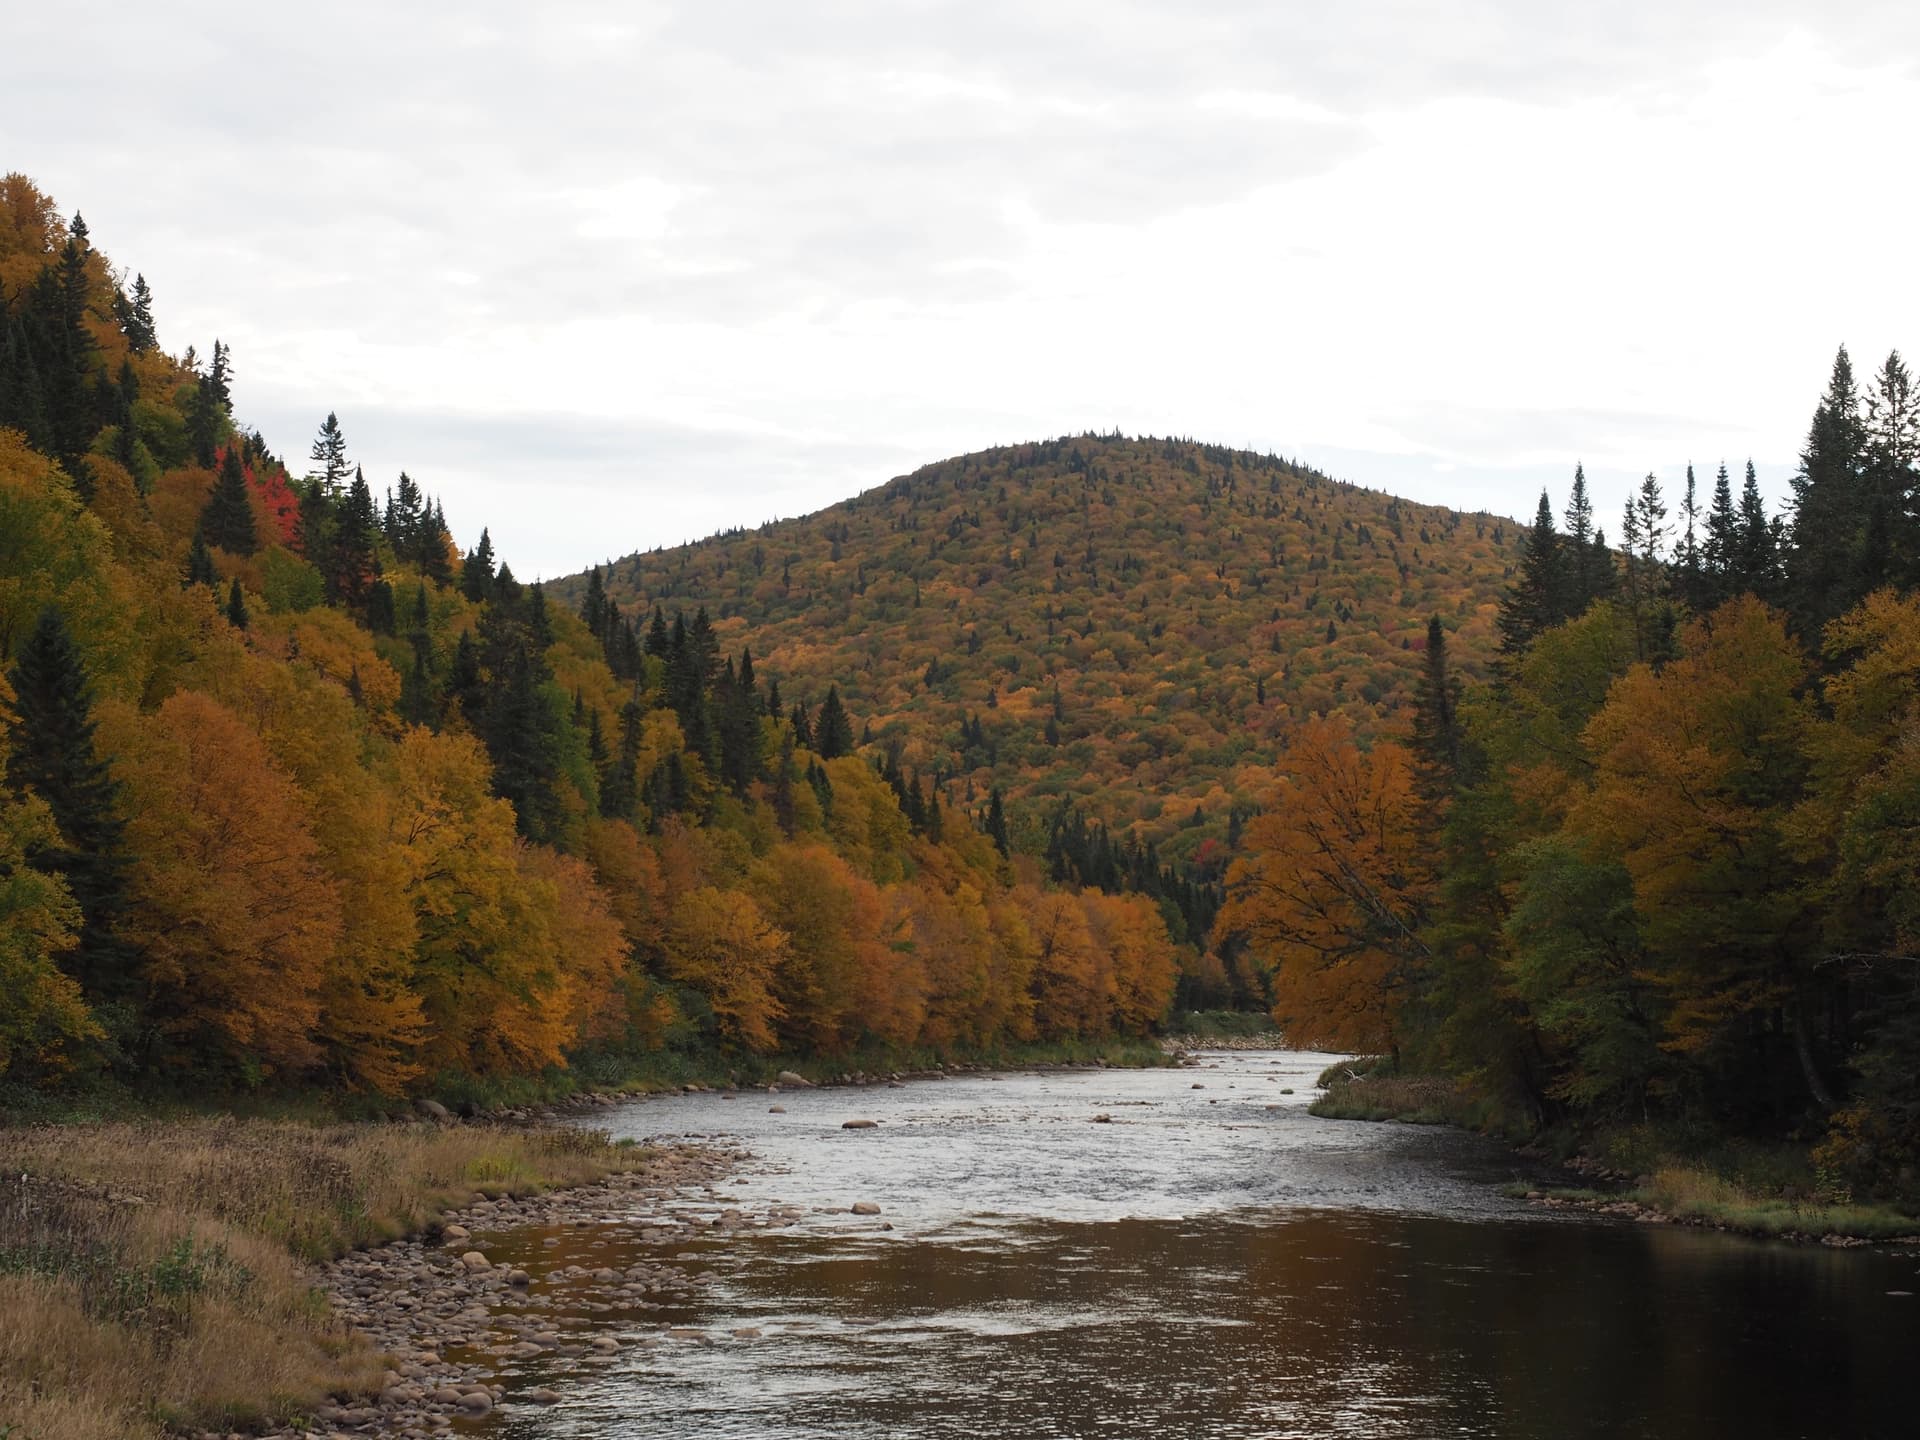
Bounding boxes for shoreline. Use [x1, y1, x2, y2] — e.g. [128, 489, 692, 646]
[279, 1142, 746, 1440]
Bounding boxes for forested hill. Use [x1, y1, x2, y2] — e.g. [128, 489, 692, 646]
[558, 437, 1519, 858]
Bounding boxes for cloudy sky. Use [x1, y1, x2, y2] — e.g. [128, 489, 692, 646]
[12, 3, 1920, 576]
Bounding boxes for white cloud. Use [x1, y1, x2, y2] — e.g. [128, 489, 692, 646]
[9, 3, 1917, 572]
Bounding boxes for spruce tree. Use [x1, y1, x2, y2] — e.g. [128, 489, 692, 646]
[460, 528, 495, 603]
[126, 273, 156, 353]
[199, 446, 257, 555]
[308, 411, 351, 492]
[1564, 463, 1602, 610]
[1736, 460, 1778, 598]
[1863, 350, 1919, 592]
[1787, 346, 1868, 634]
[329, 466, 380, 605]
[183, 528, 216, 588]
[1705, 462, 1738, 600]
[815, 685, 854, 759]
[225, 578, 249, 630]
[985, 787, 1010, 857]
[1411, 616, 1463, 815]
[3, 609, 130, 998]
[1496, 491, 1567, 658]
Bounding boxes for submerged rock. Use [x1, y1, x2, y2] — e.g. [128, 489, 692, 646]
[842, 1119, 879, 1129]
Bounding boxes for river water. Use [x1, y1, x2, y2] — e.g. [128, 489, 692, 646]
[480, 1051, 1916, 1439]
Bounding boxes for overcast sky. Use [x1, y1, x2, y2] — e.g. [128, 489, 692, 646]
[12, 3, 1920, 577]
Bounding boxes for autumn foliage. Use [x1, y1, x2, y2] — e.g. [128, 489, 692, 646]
[0, 177, 1182, 1096]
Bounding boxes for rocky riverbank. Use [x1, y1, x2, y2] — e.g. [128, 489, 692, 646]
[177, 1142, 738, 1440]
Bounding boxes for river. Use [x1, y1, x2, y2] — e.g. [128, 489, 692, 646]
[473, 1051, 1917, 1439]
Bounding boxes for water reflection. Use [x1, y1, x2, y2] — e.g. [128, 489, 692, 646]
[478, 1055, 1918, 1439]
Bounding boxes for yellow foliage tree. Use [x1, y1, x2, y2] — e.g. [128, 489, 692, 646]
[663, 886, 789, 1052]
[105, 692, 342, 1075]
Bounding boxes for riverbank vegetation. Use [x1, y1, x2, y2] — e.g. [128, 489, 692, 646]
[0, 177, 1189, 1116]
[1228, 351, 1920, 1211]
[0, 1119, 652, 1440]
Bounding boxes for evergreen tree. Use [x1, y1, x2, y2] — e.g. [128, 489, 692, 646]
[329, 466, 380, 606]
[308, 411, 351, 492]
[1411, 616, 1464, 816]
[199, 446, 257, 555]
[580, 566, 608, 635]
[815, 685, 855, 759]
[1675, 464, 1708, 612]
[3, 609, 130, 998]
[1735, 461, 1779, 599]
[1862, 350, 1920, 592]
[985, 786, 1010, 857]
[1496, 491, 1567, 658]
[225, 578, 249, 630]
[1564, 462, 1603, 610]
[460, 528, 495, 603]
[126, 273, 155, 353]
[1705, 462, 1738, 600]
[1787, 346, 1868, 634]
[182, 528, 216, 588]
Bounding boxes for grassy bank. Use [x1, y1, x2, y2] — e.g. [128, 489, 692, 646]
[1164, 1010, 1285, 1042]
[1307, 1057, 1481, 1126]
[1316, 1063, 1920, 1242]
[2, 1035, 1173, 1128]
[0, 1120, 654, 1440]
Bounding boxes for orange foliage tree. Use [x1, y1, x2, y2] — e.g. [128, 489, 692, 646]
[1222, 716, 1429, 1055]
[104, 692, 342, 1076]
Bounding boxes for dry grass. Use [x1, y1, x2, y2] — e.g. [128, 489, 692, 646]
[1310, 1070, 1469, 1125]
[0, 1119, 651, 1440]
[1635, 1164, 1916, 1240]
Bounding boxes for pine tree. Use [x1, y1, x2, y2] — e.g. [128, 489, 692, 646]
[199, 446, 257, 555]
[3, 609, 130, 998]
[308, 411, 351, 492]
[815, 685, 854, 759]
[225, 578, 249, 630]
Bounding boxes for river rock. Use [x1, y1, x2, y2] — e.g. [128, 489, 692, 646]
[842, 1119, 879, 1129]
[441, 1224, 470, 1242]
[1092, 1113, 1112, 1123]
[778, 1070, 814, 1087]
[459, 1251, 491, 1271]
[506, 1268, 530, 1286]
[457, 1390, 493, 1414]
[415, 1098, 451, 1122]
[528, 1388, 562, 1404]
[851, 1201, 882, 1215]
[769, 1104, 787, 1113]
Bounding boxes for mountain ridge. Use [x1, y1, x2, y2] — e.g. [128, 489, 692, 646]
[556, 433, 1521, 857]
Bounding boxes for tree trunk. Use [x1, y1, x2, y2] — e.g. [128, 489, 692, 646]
[1792, 1000, 1837, 1112]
